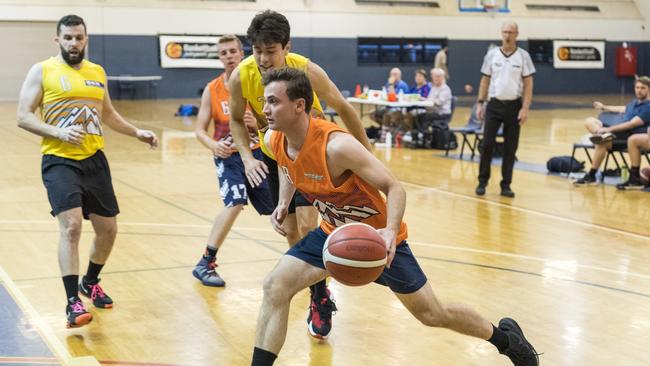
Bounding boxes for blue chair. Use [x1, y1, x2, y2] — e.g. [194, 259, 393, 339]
[570, 111, 628, 177]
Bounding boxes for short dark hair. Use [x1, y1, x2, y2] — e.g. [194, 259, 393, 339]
[262, 68, 313, 114]
[247, 10, 290, 48]
[57, 15, 86, 35]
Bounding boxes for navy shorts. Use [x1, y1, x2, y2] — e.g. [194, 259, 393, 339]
[286, 228, 428, 294]
[41, 150, 120, 219]
[263, 153, 312, 214]
[215, 149, 274, 215]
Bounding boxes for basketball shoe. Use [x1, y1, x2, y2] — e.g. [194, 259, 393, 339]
[192, 254, 225, 287]
[66, 297, 92, 328]
[79, 276, 114, 309]
[307, 289, 337, 339]
[498, 318, 540, 366]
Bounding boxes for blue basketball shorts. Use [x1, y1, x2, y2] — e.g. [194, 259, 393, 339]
[214, 148, 274, 215]
[286, 227, 428, 294]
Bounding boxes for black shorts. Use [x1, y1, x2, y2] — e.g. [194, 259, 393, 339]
[41, 150, 120, 219]
[262, 153, 311, 215]
[286, 228, 428, 294]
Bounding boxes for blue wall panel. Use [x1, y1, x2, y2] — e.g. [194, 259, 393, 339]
[88, 35, 649, 99]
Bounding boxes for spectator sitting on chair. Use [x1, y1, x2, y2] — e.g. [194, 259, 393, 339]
[425, 68, 452, 120]
[410, 69, 431, 98]
[371, 67, 410, 127]
[402, 69, 432, 129]
[575, 76, 650, 185]
[616, 127, 650, 191]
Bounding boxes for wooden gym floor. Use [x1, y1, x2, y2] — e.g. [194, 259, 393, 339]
[0, 96, 648, 366]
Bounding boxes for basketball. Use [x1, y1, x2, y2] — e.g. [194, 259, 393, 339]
[322, 223, 387, 286]
[641, 167, 650, 185]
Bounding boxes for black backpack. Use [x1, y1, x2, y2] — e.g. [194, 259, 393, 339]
[546, 156, 584, 173]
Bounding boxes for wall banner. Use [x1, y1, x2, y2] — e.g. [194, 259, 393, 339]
[553, 40, 605, 69]
[159, 35, 223, 69]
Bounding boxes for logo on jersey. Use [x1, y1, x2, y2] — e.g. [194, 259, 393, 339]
[312, 199, 379, 226]
[60, 76, 71, 92]
[55, 104, 103, 136]
[304, 173, 323, 181]
[85, 80, 105, 88]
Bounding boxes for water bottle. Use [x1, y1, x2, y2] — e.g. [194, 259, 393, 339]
[385, 131, 392, 148]
[381, 86, 388, 100]
[398, 89, 405, 102]
[621, 166, 629, 182]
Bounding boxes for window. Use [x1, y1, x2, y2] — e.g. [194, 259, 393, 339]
[358, 38, 446, 65]
[528, 39, 553, 64]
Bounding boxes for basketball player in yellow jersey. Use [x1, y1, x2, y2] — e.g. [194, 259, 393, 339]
[16, 15, 158, 328]
[251, 68, 539, 366]
[229, 10, 371, 340]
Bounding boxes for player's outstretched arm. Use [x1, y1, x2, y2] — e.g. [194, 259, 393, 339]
[229, 68, 269, 186]
[326, 132, 405, 266]
[102, 88, 158, 148]
[307, 62, 372, 151]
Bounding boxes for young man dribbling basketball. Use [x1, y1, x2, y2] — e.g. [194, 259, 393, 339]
[250, 68, 539, 366]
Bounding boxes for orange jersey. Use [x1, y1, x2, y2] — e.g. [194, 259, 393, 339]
[206, 74, 258, 149]
[270, 118, 408, 243]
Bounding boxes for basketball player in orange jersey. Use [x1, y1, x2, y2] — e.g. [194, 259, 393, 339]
[229, 10, 371, 339]
[16, 15, 158, 328]
[250, 68, 539, 366]
[192, 35, 274, 287]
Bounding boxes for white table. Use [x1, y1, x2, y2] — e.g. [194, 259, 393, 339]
[346, 97, 433, 118]
[107, 75, 163, 99]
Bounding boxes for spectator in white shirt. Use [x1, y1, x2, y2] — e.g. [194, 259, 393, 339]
[426, 68, 452, 118]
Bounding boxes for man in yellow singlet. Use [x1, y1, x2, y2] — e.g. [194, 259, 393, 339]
[16, 15, 158, 328]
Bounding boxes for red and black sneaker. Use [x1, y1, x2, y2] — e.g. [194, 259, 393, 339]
[307, 290, 337, 340]
[79, 277, 113, 309]
[66, 297, 92, 328]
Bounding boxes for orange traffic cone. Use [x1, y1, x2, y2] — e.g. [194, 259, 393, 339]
[354, 84, 362, 97]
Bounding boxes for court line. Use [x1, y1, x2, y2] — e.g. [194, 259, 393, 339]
[3, 219, 648, 281]
[419, 255, 650, 299]
[409, 241, 650, 281]
[0, 265, 74, 366]
[400, 180, 650, 241]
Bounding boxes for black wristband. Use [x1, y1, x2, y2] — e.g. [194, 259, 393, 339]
[477, 100, 485, 104]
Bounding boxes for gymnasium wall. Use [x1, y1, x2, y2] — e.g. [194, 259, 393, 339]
[2, 0, 649, 98]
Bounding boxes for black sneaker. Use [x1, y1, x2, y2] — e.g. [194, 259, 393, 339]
[307, 289, 337, 340]
[79, 277, 113, 309]
[475, 184, 486, 196]
[501, 187, 515, 198]
[66, 297, 92, 328]
[573, 174, 597, 185]
[589, 132, 614, 145]
[192, 255, 226, 287]
[499, 318, 540, 366]
[616, 177, 644, 190]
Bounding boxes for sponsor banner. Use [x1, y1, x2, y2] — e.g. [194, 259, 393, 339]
[553, 40, 605, 69]
[159, 35, 224, 69]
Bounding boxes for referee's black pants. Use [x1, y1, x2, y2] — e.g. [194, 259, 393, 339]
[478, 98, 522, 189]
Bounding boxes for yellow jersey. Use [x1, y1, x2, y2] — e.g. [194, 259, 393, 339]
[238, 53, 324, 157]
[40, 57, 106, 160]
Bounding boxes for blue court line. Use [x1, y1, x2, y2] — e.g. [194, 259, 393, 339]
[0, 285, 58, 365]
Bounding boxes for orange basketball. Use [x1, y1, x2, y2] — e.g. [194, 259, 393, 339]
[641, 167, 650, 185]
[322, 223, 387, 286]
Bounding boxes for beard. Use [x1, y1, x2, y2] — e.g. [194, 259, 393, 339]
[60, 45, 85, 65]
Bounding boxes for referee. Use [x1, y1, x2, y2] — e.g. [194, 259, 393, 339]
[475, 21, 535, 198]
